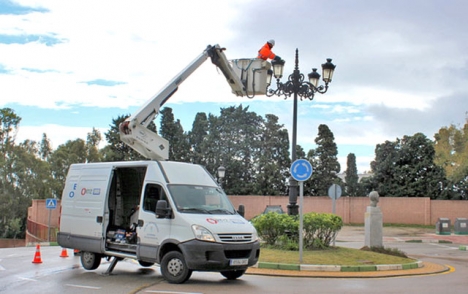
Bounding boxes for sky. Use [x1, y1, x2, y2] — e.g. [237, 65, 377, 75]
[1, 0, 468, 174]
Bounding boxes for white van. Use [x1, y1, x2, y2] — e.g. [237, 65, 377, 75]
[57, 161, 260, 284]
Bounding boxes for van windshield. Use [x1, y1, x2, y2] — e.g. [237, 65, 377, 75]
[168, 185, 236, 215]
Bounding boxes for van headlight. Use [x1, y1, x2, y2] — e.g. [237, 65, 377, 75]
[191, 224, 215, 242]
[252, 227, 259, 241]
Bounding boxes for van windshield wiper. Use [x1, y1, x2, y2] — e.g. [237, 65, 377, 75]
[179, 208, 213, 214]
[208, 208, 234, 215]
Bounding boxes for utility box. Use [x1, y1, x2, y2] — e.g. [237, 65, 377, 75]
[454, 218, 468, 235]
[435, 218, 451, 235]
[230, 59, 271, 96]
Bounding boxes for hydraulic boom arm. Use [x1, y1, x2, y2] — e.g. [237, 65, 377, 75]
[119, 44, 246, 160]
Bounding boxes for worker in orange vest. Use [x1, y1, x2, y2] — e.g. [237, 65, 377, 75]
[258, 39, 282, 61]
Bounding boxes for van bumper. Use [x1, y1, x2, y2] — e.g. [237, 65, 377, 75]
[179, 240, 260, 271]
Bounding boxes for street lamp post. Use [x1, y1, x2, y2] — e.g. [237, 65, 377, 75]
[217, 165, 226, 188]
[266, 49, 336, 215]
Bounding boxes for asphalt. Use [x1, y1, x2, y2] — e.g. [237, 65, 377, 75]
[246, 226, 468, 278]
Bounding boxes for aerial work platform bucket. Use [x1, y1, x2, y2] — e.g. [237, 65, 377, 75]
[230, 59, 271, 97]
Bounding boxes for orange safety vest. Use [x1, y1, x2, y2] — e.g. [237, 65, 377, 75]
[257, 43, 276, 60]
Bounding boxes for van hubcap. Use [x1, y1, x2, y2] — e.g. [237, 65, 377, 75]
[167, 258, 184, 276]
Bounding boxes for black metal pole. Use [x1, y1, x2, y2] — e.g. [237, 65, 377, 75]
[288, 49, 300, 215]
[287, 91, 299, 215]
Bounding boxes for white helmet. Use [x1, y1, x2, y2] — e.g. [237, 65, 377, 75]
[267, 39, 275, 46]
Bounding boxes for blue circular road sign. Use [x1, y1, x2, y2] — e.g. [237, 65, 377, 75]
[290, 159, 313, 181]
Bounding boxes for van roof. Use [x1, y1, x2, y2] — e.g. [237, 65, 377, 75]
[158, 161, 217, 186]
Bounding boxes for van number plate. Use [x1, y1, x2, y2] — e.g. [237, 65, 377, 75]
[230, 259, 248, 266]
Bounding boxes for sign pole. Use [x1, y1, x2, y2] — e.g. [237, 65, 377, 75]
[328, 184, 342, 247]
[45, 198, 57, 243]
[299, 181, 304, 263]
[333, 184, 336, 214]
[290, 159, 313, 264]
[48, 208, 51, 242]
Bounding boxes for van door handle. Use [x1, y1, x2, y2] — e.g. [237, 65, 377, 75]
[138, 220, 144, 227]
[96, 216, 103, 223]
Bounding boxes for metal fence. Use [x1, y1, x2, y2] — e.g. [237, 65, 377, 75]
[27, 219, 57, 243]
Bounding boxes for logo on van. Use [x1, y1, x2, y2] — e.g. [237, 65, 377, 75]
[206, 218, 218, 224]
[81, 188, 94, 196]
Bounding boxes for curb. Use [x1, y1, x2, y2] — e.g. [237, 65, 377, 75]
[254, 260, 423, 272]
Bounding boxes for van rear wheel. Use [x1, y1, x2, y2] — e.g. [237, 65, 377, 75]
[220, 269, 246, 280]
[80, 252, 101, 270]
[160, 251, 192, 284]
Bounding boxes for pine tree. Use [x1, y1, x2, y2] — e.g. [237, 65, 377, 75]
[159, 107, 190, 162]
[204, 105, 263, 195]
[255, 114, 290, 195]
[306, 124, 340, 196]
[188, 112, 209, 165]
[345, 153, 359, 196]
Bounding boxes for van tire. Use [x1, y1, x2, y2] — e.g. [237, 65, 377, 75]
[80, 252, 101, 270]
[160, 251, 192, 284]
[138, 260, 154, 267]
[220, 269, 246, 280]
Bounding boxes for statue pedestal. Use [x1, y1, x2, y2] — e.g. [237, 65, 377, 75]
[364, 206, 383, 247]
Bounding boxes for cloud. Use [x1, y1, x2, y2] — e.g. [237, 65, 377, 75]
[2, 0, 468, 175]
[15, 124, 108, 150]
[367, 92, 468, 139]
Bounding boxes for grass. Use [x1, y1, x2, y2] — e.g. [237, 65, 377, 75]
[259, 247, 415, 265]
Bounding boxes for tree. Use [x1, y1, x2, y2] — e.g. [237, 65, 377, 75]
[206, 105, 264, 195]
[306, 124, 341, 196]
[0, 108, 22, 237]
[345, 153, 359, 196]
[369, 133, 449, 199]
[49, 139, 88, 198]
[434, 122, 468, 199]
[188, 112, 209, 165]
[86, 127, 103, 163]
[201, 113, 222, 177]
[255, 114, 290, 195]
[159, 107, 190, 162]
[39, 133, 52, 161]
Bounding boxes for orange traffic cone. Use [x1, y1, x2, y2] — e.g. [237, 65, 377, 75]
[60, 248, 69, 258]
[32, 244, 42, 263]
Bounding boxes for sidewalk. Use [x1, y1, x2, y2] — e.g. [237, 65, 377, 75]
[246, 226, 467, 278]
[335, 225, 468, 244]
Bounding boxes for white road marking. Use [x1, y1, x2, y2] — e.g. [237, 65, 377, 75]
[144, 291, 203, 294]
[66, 284, 101, 290]
[428, 243, 458, 249]
[16, 276, 38, 282]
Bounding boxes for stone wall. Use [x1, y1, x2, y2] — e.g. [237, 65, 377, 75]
[0, 239, 25, 248]
[229, 196, 468, 225]
[24, 196, 468, 244]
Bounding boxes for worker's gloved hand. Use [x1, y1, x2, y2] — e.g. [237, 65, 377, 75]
[274, 56, 282, 61]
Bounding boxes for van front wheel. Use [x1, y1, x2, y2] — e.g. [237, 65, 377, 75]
[160, 251, 192, 284]
[221, 269, 246, 280]
[80, 252, 101, 270]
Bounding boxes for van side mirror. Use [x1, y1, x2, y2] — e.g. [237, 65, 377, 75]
[237, 204, 245, 217]
[156, 200, 171, 218]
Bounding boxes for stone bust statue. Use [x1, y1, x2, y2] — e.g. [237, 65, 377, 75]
[369, 191, 379, 207]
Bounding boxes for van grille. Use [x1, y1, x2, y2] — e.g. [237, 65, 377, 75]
[217, 233, 252, 243]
